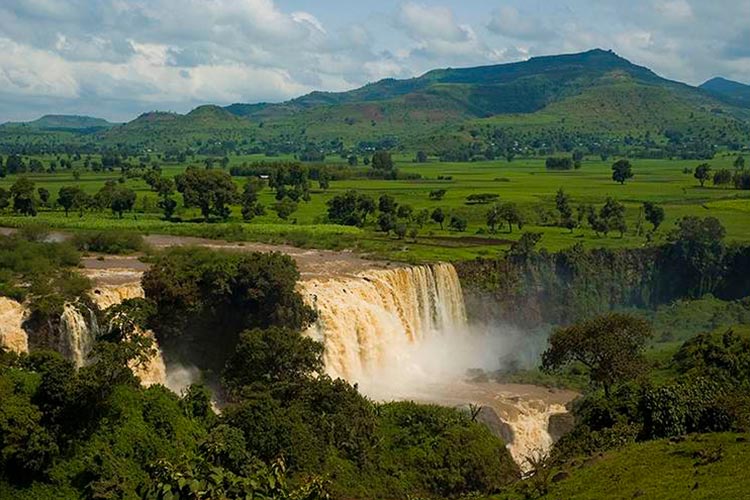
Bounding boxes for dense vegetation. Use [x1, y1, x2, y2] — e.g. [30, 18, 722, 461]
[0, 247, 519, 499]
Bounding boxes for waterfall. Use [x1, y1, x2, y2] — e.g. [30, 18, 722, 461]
[90, 284, 169, 387]
[0, 297, 28, 353]
[300, 262, 572, 467]
[301, 263, 467, 384]
[58, 304, 99, 368]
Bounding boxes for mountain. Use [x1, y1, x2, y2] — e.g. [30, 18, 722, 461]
[4, 114, 116, 131]
[101, 105, 257, 149]
[700, 77, 750, 106]
[5, 49, 750, 154]
[220, 49, 750, 152]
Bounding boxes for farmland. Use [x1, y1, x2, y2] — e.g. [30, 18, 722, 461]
[0, 153, 748, 262]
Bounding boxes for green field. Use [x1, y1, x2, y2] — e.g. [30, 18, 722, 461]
[1, 154, 748, 261]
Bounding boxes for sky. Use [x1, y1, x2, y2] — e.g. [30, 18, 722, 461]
[2, 0, 750, 122]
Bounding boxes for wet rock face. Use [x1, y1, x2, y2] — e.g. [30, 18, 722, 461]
[476, 406, 516, 444]
[548, 412, 576, 442]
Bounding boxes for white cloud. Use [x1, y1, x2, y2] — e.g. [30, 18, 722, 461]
[487, 6, 554, 41]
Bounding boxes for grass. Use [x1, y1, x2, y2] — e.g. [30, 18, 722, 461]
[487, 432, 750, 499]
[0, 155, 749, 261]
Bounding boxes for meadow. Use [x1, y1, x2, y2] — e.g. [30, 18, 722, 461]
[1, 153, 748, 262]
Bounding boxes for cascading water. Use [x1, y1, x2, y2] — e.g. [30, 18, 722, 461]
[58, 304, 99, 368]
[302, 263, 467, 384]
[301, 262, 570, 467]
[89, 284, 169, 387]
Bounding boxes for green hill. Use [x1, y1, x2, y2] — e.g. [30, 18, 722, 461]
[101, 105, 257, 150]
[2, 114, 116, 131]
[225, 49, 750, 152]
[5, 49, 750, 155]
[701, 76, 750, 107]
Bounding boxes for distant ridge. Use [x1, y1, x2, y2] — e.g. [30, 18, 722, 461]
[4, 114, 117, 131]
[700, 77, 750, 106]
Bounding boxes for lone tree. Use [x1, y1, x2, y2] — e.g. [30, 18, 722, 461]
[611, 159, 634, 185]
[643, 201, 665, 232]
[431, 207, 445, 229]
[542, 313, 653, 396]
[694, 163, 711, 187]
[57, 186, 84, 217]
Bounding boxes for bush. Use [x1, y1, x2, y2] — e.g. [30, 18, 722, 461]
[72, 231, 145, 254]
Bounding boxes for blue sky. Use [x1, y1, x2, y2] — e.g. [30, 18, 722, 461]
[1, 0, 750, 122]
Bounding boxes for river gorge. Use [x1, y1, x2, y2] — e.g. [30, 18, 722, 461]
[0, 235, 576, 467]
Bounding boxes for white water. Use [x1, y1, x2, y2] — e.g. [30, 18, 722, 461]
[58, 304, 99, 368]
[301, 263, 566, 465]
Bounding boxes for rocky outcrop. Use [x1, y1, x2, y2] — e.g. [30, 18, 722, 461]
[0, 297, 28, 353]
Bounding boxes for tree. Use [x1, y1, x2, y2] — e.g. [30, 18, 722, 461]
[110, 186, 136, 218]
[600, 197, 627, 237]
[572, 150, 585, 169]
[57, 186, 83, 217]
[241, 178, 265, 222]
[90, 180, 115, 211]
[643, 201, 665, 232]
[415, 209, 429, 228]
[272, 199, 297, 220]
[327, 191, 373, 226]
[223, 327, 323, 393]
[415, 151, 428, 163]
[378, 194, 398, 214]
[347, 155, 358, 166]
[0, 188, 9, 211]
[555, 188, 575, 232]
[734, 155, 745, 170]
[37, 188, 50, 208]
[394, 223, 408, 240]
[611, 159, 633, 185]
[154, 177, 178, 220]
[377, 212, 396, 233]
[141, 247, 315, 370]
[10, 177, 37, 216]
[668, 216, 726, 297]
[431, 208, 445, 229]
[713, 169, 733, 187]
[546, 157, 573, 170]
[542, 313, 652, 396]
[429, 189, 447, 201]
[396, 204, 413, 221]
[318, 170, 330, 190]
[5, 154, 24, 174]
[448, 214, 467, 232]
[694, 163, 711, 187]
[175, 167, 238, 221]
[371, 151, 394, 171]
[486, 204, 501, 232]
[498, 202, 523, 233]
[507, 232, 543, 259]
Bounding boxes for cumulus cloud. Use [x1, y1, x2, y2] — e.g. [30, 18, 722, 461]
[1, 0, 750, 122]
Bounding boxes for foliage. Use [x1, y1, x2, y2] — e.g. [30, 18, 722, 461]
[141, 247, 316, 370]
[72, 230, 145, 254]
[175, 167, 238, 221]
[542, 313, 653, 395]
[611, 159, 633, 185]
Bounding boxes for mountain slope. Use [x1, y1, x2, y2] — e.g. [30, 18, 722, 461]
[701, 77, 750, 107]
[101, 105, 257, 149]
[223, 49, 750, 150]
